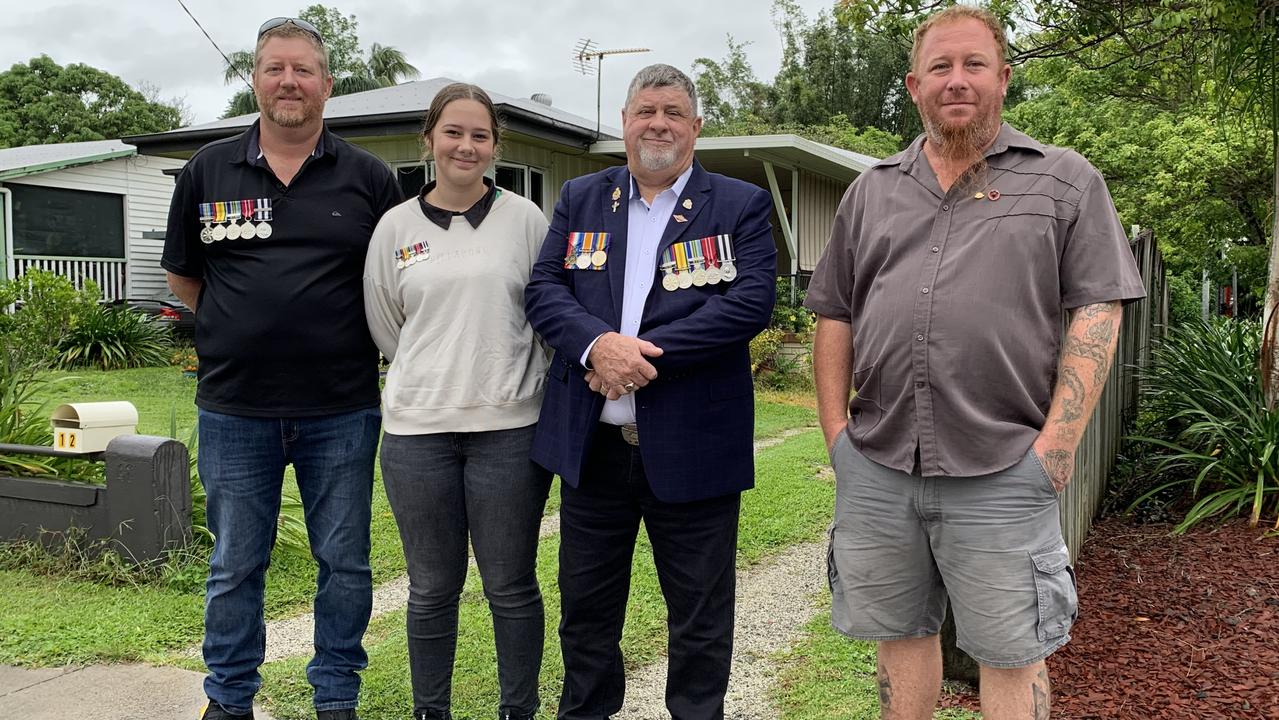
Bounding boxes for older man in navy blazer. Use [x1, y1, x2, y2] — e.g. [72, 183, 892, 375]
[525, 63, 776, 720]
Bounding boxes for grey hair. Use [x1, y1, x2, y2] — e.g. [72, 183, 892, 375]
[623, 63, 699, 116]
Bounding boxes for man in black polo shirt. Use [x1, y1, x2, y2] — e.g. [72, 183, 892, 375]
[163, 17, 402, 720]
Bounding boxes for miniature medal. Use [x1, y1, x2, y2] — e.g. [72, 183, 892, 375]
[240, 199, 257, 239]
[199, 203, 215, 244]
[718, 234, 737, 282]
[255, 198, 274, 239]
[591, 249, 608, 268]
[703, 236, 721, 285]
[689, 241, 708, 287]
[225, 201, 242, 240]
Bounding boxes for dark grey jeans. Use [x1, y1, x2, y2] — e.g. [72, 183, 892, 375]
[380, 424, 551, 716]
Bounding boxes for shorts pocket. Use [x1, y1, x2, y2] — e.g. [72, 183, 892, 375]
[826, 521, 839, 594]
[1027, 448, 1058, 495]
[1030, 545, 1078, 642]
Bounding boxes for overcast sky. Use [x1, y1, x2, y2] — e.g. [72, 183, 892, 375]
[0, 0, 837, 128]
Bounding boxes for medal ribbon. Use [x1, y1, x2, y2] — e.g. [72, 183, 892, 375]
[702, 236, 719, 268]
[673, 243, 689, 274]
[581, 232, 595, 257]
[198, 202, 213, 222]
[241, 199, 256, 221]
[718, 234, 735, 263]
[227, 201, 241, 222]
[214, 203, 227, 224]
[689, 240, 704, 269]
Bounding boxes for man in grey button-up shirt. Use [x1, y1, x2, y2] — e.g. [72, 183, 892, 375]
[806, 5, 1145, 719]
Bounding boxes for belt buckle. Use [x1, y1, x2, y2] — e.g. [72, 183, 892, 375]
[619, 423, 639, 446]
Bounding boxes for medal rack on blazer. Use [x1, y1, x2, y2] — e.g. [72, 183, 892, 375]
[197, 199, 275, 243]
[659, 234, 737, 291]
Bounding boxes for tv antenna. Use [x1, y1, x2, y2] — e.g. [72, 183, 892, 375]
[573, 39, 650, 139]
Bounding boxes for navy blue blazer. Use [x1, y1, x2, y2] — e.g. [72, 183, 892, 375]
[525, 161, 777, 503]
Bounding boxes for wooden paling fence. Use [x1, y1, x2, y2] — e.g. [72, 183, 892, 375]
[1060, 226, 1165, 560]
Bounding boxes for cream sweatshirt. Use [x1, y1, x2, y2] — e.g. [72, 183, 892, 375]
[363, 190, 551, 435]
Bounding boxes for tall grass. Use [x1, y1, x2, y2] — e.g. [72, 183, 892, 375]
[1129, 318, 1279, 530]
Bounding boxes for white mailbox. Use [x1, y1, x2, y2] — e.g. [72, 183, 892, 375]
[50, 401, 139, 454]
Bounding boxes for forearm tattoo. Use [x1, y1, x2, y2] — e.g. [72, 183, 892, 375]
[1049, 302, 1121, 439]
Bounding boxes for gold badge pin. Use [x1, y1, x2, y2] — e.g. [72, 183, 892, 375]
[682, 198, 693, 210]
[673, 214, 687, 223]
[611, 187, 621, 201]
[973, 192, 984, 199]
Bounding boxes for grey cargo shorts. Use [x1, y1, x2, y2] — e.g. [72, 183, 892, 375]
[826, 432, 1077, 668]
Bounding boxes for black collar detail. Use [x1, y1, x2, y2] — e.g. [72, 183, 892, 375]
[417, 178, 498, 230]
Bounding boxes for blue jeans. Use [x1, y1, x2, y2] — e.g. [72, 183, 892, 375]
[380, 424, 551, 716]
[198, 406, 381, 715]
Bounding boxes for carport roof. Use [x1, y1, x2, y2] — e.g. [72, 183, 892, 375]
[589, 134, 879, 184]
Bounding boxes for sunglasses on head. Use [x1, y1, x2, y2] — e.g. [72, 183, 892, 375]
[257, 17, 324, 44]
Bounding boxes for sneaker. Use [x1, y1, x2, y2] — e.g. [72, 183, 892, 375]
[200, 700, 254, 719]
[316, 711, 358, 720]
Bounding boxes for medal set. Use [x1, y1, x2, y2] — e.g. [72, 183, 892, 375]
[660, 234, 737, 291]
[198, 199, 274, 244]
[564, 232, 611, 270]
[395, 241, 430, 269]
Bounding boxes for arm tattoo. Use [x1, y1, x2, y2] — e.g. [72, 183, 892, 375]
[876, 661, 893, 711]
[1043, 449, 1072, 490]
[1033, 667, 1051, 720]
[1054, 366, 1085, 424]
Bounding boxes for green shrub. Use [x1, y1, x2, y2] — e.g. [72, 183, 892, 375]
[751, 327, 784, 375]
[0, 348, 101, 481]
[57, 305, 173, 371]
[772, 276, 815, 335]
[0, 270, 102, 368]
[1128, 318, 1279, 530]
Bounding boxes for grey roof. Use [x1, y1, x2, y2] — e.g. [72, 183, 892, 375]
[142, 77, 621, 139]
[590, 134, 879, 183]
[0, 140, 135, 180]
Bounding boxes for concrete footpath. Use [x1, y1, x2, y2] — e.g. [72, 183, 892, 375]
[0, 664, 275, 719]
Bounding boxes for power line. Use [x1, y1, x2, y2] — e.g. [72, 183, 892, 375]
[174, 0, 252, 91]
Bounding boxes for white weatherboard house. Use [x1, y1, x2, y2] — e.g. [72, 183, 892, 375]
[0, 140, 186, 300]
[129, 77, 878, 280]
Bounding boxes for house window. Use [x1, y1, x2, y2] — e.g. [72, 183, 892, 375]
[395, 162, 433, 199]
[495, 163, 546, 209]
[398, 161, 546, 210]
[9, 184, 125, 259]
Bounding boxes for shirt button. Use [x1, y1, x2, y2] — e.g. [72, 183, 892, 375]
[942, 204, 950, 211]
[921, 287, 930, 294]
[915, 334, 925, 342]
[931, 246, 940, 253]
[915, 381, 926, 388]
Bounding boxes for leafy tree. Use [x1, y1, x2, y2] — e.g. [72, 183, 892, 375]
[0, 56, 183, 148]
[1008, 57, 1273, 302]
[221, 4, 420, 118]
[840, 0, 1277, 398]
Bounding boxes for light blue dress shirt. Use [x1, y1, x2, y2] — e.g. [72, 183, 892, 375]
[582, 164, 694, 425]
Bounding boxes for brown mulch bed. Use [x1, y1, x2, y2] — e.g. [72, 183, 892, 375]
[940, 516, 1279, 718]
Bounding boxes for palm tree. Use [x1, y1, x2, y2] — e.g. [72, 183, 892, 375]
[220, 41, 420, 119]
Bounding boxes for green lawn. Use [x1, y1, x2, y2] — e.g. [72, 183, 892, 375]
[3, 370, 935, 718]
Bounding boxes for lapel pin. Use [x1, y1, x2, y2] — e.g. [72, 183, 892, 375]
[611, 187, 621, 201]
[682, 198, 693, 210]
[988, 189, 1001, 201]
[611, 201, 619, 213]
[973, 192, 984, 199]
[673, 214, 687, 223]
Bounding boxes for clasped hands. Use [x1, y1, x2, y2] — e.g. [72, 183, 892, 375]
[583, 332, 664, 400]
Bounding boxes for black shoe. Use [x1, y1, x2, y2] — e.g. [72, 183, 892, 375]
[317, 710, 358, 720]
[201, 700, 254, 720]
[415, 711, 451, 720]
[497, 709, 536, 720]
